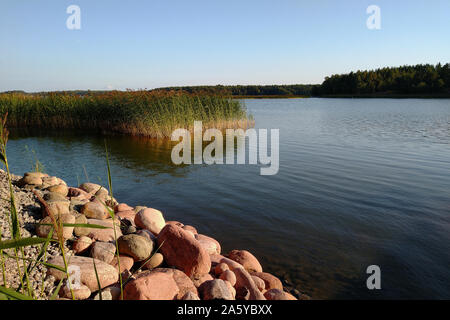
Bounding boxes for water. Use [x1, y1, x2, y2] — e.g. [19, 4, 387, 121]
[5, 98, 450, 299]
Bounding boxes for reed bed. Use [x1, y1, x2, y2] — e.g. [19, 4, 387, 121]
[0, 91, 252, 138]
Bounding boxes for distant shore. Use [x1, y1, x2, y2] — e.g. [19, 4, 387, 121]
[234, 95, 308, 99]
[315, 93, 450, 99]
[237, 93, 450, 99]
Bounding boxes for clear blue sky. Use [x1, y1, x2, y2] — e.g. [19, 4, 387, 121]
[1, 0, 449, 91]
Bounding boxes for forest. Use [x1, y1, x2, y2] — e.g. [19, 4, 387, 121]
[154, 84, 315, 97]
[312, 63, 450, 96]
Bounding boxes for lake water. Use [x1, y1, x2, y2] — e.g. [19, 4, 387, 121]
[6, 98, 450, 299]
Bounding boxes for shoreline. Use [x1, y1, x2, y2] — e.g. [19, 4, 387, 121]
[313, 93, 450, 99]
[0, 169, 308, 300]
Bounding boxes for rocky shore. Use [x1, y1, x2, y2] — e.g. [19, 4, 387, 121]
[1, 170, 309, 300]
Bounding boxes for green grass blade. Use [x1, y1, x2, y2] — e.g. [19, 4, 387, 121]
[104, 140, 113, 198]
[9, 193, 20, 240]
[49, 278, 64, 300]
[0, 285, 33, 300]
[92, 258, 102, 300]
[0, 237, 56, 250]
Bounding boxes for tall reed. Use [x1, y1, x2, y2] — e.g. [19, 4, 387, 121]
[0, 90, 252, 138]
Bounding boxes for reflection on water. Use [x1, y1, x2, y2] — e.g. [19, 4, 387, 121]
[9, 128, 190, 177]
[6, 98, 450, 299]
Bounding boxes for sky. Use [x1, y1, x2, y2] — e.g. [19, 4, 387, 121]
[1, 0, 449, 92]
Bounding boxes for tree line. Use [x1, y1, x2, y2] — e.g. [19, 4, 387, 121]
[312, 63, 450, 96]
[153, 84, 315, 97]
[4, 63, 449, 98]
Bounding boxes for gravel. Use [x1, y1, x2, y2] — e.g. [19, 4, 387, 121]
[0, 169, 65, 299]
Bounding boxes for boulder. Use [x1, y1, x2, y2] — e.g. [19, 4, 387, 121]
[182, 291, 200, 300]
[72, 236, 93, 254]
[196, 234, 221, 255]
[264, 289, 297, 300]
[183, 229, 196, 239]
[47, 256, 119, 292]
[232, 267, 266, 300]
[225, 280, 236, 299]
[86, 219, 122, 242]
[136, 229, 156, 242]
[227, 250, 262, 273]
[20, 175, 43, 186]
[73, 214, 89, 237]
[41, 176, 60, 188]
[68, 187, 91, 201]
[192, 273, 214, 288]
[122, 225, 137, 235]
[198, 279, 234, 300]
[110, 255, 134, 273]
[79, 182, 104, 194]
[47, 184, 69, 196]
[70, 199, 89, 212]
[135, 208, 165, 235]
[19, 172, 47, 186]
[90, 241, 116, 264]
[214, 262, 229, 276]
[250, 272, 283, 291]
[142, 253, 163, 270]
[93, 284, 121, 300]
[251, 275, 265, 291]
[36, 214, 75, 240]
[42, 194, 70, 217]
[218, 256, 243, 270]
[165, 221, 184, 228]
[183, 225, 198, 235]
[118, 234, 153, 261]
[114, 203, 134, 213]
[59, 284, 91, 300]
[116, 210, 136, 225]
[43, 192, 67, 202]
[123, 269, 179, 300]
[220, 270, 236, 287]
[81, 200, 110, 220]
[157, 224, 211, 277]
[167, 268, 198, 299]
[94, 188, 110, 202]
[124, 267, 198, 300]
[134, 206, 147, 213]
[210, 254, 227, 266]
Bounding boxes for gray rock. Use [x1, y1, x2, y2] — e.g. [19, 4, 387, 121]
[118, 234, 153, 261]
